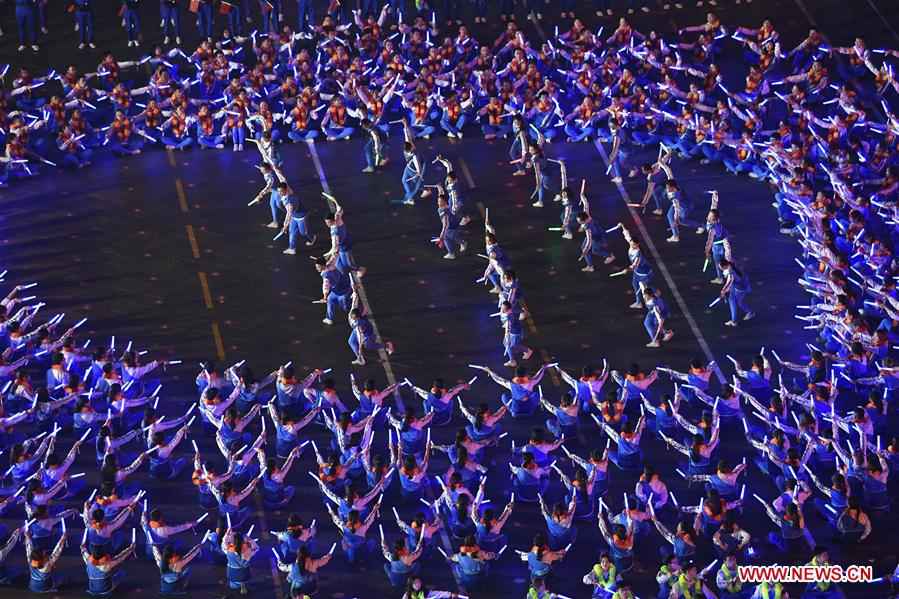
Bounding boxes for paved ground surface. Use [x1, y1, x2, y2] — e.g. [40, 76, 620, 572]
[1, 0, 899, 598]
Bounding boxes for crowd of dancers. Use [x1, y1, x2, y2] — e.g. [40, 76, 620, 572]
[4, 0, 746, 54]
[1, 1, 899, 598]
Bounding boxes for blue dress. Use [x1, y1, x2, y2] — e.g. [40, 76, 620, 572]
[423, 392, 453, 426]
[225, 548, 251, 589]
[275, 425, 299, 459]
[707, 474, 739, 500]
[159, 566, 190, 595]
[527, 552, 552, 579]
[399, 426, 426, 457]
[687, 451, 712, 476]
[568, 482, 597, 519]
[287, 562, 319, 595]
[262, 472, 295, 508]
[29, 564, 56, 593]
[466, 420, 500, 443]
[277, 531, 311, 562]
[612, 435, 642, 470]
[399, 470, 427, 500]
[522, 444, 551, 468]
[545, 515, 576, 550]
[452, 553, 487, 587]
[475, 522, 506, 553]
[546, 407, 578, 438]
[512, 467, 549, 502]
[341, 526, 368, 564]
[384, 556, 418, 587]
[446, 504, 475, 540]
[507, 382, 537, 418]
[86, 559, 120, 595]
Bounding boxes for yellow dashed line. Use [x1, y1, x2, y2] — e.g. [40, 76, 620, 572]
[170, 146, 283, 599]
[168, 157, 228, 379]
[197, 271, 213, 309]
[210, 322, 226, 360]
[458, 157, 477, 190]
[175, 178, 189, 213]
[185, 224, 200, 259]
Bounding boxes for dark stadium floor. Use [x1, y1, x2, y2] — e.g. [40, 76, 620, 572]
[1, 0, 899, 598]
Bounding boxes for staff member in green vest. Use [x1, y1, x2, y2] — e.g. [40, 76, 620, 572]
[669, 561, 717, 598]
[401, 576, 460, 598]
[803, 547, 846, 599]
[750, 582, 789, 599]
[657, 555, 683, 599]
[716, 552, 752, 598]
[525, 576, 562, 599]
[610, 579, 637, 599]
[582, 552, 618, 598]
